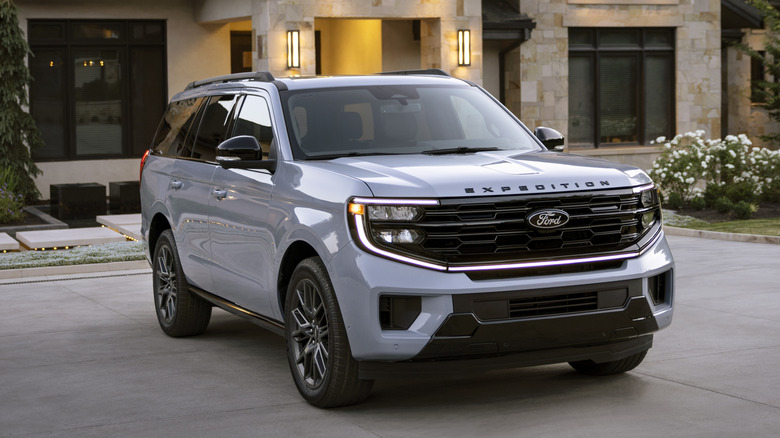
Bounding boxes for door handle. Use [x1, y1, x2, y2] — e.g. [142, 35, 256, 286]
[211, 189, 227, 200]
[169, 180, 182, 189]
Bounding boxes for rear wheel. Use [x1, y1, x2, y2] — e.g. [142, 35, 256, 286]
[569, 350, 648, 376]
[152, 230, 211, 337]
[285, 257, 373, 408]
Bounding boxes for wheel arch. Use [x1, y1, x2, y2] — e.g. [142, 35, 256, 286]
[277, 240, 319, 316]
[148, 213, 172, 256]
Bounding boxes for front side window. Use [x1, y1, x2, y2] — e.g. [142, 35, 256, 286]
[281, 85, 541, 159]
[568, 28, 675, 148]
[232, 95, 275, 157]
[28, 20, 166, 161]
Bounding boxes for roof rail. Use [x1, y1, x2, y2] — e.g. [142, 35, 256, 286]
[379, 68, 451, 77]
[185, 72, 275, 90]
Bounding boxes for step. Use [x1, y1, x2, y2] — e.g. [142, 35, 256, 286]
[15, 227, 127, 250]
[96, 214, 142, 241]
[0, 233, 20, 251]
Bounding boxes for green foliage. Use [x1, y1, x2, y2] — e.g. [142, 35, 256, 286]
[733, 201, 757, 220]
[666, 192, 685, 210]
[0, 168, 24, 223]
[0, 0, 43, 203]
[740, 1, 780, 145]
[714, 197, 734, 214]
[689, 196, 707, 211]
[648, 131, 711, 203]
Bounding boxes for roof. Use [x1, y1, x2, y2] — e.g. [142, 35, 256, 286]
[482, 0, 535, 41]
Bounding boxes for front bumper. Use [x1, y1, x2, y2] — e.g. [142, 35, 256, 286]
[328, 231, 674, 362]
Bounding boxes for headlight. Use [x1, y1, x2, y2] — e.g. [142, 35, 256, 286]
[637, 186, 661, 231]
[367, 205, 422, 221]
[348, 198, 443, 270]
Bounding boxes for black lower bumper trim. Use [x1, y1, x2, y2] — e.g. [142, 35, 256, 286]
[358, 335, 653, 380]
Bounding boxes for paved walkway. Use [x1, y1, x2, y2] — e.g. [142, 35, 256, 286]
[0, 234, 778, 437]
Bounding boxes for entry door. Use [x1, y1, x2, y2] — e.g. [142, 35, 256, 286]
[208, 94, 277, 316]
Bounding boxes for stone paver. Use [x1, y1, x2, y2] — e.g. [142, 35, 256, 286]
[0, 232, 19, 251]
[0, 234, 778, 437]
[15, 227, 127, 249]
[97, 214, 142, 241]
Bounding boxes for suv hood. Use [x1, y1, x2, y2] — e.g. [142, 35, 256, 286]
[311, 151, 653, 198]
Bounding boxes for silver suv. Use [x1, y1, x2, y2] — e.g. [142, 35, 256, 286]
[140, 70, 674, 407]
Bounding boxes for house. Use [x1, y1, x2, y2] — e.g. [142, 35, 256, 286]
[15, 0, 773, 197]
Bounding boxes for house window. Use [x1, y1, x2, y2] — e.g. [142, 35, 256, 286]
[751, 51, 767, 104]
[568, 28, 675, 148]
[28, 20, 166, 161]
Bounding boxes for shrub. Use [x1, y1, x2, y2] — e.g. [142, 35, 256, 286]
[689, 196, 707, 211]
[649, 131, 710, 203]
[733, 201, 757, 220]
[0, 181, 24, 223]
[666, 192, 685, 210]
[714, 197, 734, 214]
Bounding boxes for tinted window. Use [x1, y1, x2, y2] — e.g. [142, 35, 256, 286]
[233, 95, 274, 156]
[190, 95, 239, 161]
[152, 97, 205, 156]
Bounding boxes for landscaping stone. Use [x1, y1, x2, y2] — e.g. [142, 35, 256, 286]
[0, 233, 20, 251]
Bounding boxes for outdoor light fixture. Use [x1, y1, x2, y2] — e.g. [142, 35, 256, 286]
[287, 30, 300, 69]
[458, 29, 471, 66]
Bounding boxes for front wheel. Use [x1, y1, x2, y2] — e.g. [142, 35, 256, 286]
[569, 350, 648, 376]
[285, 257, 373, 408]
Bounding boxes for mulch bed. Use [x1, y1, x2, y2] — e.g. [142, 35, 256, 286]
[671, 202, 780, 223]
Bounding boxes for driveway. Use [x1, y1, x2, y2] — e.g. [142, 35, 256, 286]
[1, 234, 778, 437]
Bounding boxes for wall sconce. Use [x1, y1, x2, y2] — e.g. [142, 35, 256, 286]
[458, 29, 471, 66]
[287, 30, 300, 69]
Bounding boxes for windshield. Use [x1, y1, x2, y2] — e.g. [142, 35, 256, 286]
[280, 84, 542, 160]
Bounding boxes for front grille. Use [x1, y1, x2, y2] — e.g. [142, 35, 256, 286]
[414, 189, 643, 265]
[509, 292, 598, 318]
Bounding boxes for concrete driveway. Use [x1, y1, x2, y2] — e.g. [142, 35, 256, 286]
[1, 234, 779, 437]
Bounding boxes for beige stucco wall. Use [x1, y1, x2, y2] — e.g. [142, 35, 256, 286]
[17, 0, 231, 198]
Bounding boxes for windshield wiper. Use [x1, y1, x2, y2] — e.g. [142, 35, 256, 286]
[304, 151, 409, 160]
[421, 146, 500, 155]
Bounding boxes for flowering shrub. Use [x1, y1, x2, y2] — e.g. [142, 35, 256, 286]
[0, 182, 25, 224]
[649, 131, 780, 215]
[0, 167, 25, 223]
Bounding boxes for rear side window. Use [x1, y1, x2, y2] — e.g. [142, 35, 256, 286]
[232, 95, 274, 157]
[152, 97, 206, 156]
[188, 94, 240, 161]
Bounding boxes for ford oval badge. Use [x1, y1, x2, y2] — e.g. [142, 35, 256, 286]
[527, 209, 570, 230]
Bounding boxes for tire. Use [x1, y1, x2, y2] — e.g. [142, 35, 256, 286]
[285, 257, 374, 408]
[569, 350, 648, 376]
[152, 229, 212, 337]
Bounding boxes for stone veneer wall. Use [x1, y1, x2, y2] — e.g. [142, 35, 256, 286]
[517, 0, 722, 151]
[249, 0, 483, 84]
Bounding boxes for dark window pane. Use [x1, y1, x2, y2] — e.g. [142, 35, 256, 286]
[598, 29, 639, 47]
[190, 95, 239, 161]
[234, 95, 274, 156]
[153, 98, 205, 156]
[73, 49, 123, 156]
[30, 49, 67, 160]
[130, 47, 166, 156]
[645, 29, 673, 48]
[71, 22, 122, 40]
[645, 55, 673, 141]
[751, 52, 766, 104]
[569, 29, 593, 48]
[599, 56, 638, 144]
[568, 55, 594, 144]
[28, 22, 64, 41]
[129, 22, 164, 42]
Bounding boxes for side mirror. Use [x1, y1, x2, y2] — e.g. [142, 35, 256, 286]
[534, 127, 565, 152]
[216, 135, 276, 172]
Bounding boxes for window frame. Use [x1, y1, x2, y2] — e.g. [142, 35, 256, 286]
[568, 27, 676, 149]
[28, 19, 167, 162]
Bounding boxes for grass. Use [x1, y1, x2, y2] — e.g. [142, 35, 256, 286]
[663, 210, 780, 236]
[0, 241, 146, 270]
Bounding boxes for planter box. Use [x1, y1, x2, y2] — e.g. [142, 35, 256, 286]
[50, 183, 106, 220]
[109, 181, 141, 214]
